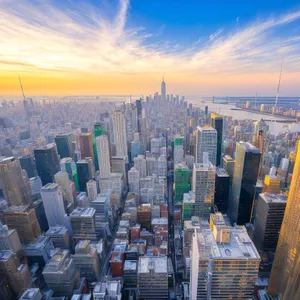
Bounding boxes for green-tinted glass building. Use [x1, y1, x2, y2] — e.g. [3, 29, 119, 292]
[174, 163, 190, 204]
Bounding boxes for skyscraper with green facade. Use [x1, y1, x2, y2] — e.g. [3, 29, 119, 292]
[93, 122, 105, 171]
[174, 163, 190, 204]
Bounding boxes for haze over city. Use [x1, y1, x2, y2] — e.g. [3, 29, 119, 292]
[1, 0, 300, 96]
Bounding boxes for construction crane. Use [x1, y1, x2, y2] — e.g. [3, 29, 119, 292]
[275, 58, 284, 110]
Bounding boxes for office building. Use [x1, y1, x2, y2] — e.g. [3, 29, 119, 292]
[111, 110, 127, 157]
[157, 155, 167, 177]
[229, 142, 261, 225]
[128, 167, 140, 199]
[111, 156, 128, 184]
[146, 156, 157, 176]
[223, 155, 235, 178]
[0, 222, 22, 253]
[45, 225, 70, 249]
[131, 133, 142, 162]
[161, 77, 166, 101]
[3, 205, 41, 244]
[192, 156, 216, 219]
[20, 155, 37, 178]
[182, 192, 194, 220]
[19, 288, 43, 300]
[123, 260, 137, 287]
[125, 103, 138, 143]
[41, 183, 67, 229]
[190, 214, 260, 299]
[43, 249, 78, 298]
[268, 143, 300, 298]
[215, 168, 230, 213]
[93, 280, 122, 300]
[0, 250, 31, 295]
[31, 199, 49, 232]
[174, 136, 184, 164]
[254, 193, 287, 252]
[71, 240, 100, 282]
[134, 155, 147, 178]
[76, 158, 94, 192]
[23, 236, 54, 267]
[55, 133, 74, 159]
[79, 133, 94, 161]
[96, 135, 111, 179]
[210, 113, 223, 166]
[54, 171, 74, 208]
[0, 157, 32, 206]
[29, 176, 43, 200]
[34, 143, 60, 185]
[70, 207, 98, 241]
[138, 256, 168, 300]
[86, 180, 97, 203]
[195, 126, 217, 166]
[174, 163, 190, 204]
[60, 157, 80, 191]
[262, 175, 281, 194]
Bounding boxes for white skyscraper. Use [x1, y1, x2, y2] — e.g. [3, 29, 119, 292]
[192, 153, 216, 218]
[54, 171, 74, 206]
[111, 110, 127, 157]
[128, 167, 140, 199]
[134, 155, 147, 178]
[41, 183, 68, 228]
[157, 155, 167, 177]
[125, 103, 138, 143]
[96, 135, 111, 179]
[196, 125, 217, 166]
[86, 180, 97, 203]
[161, 78, 166, 101]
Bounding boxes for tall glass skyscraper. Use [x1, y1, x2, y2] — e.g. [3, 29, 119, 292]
[55, 133, 74, 159]
[210, 113, 223, 166]
[34, 143, 60, 186]
[268, 143, 300, 299]
[228, 142, 260, 225]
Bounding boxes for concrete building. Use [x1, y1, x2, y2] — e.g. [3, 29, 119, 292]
[19, 288, 43, 300]
[111, 156, 128, 184]
[196, 126, 217, 166]
[125, 103, 138, 143]
[43, 249, 78, 298]
[93, 280, 122, 300]
[111, 110, 127, 157]
[72, 240, 100, 282]
[157, 155, 167, 177]
[96, 135, 111, 179]
[138, 256, 168, 300]
[128, 167, 140, 199]
[174, 136, 184, 164]
[254, 193, 287, 252]
[0, 156, 32, 206]
[3, 205, 41, 244]
[192, 158, 216, 219]
[29, 176, 43, 201]
[45, 225, 70, 250]
[86, 180, 97, 203]
[54, 171, 74, 208]
[134, 155, 147, 178]
[79, 133, 94, 161]
[190, 214, 260, 299]
[146, 156, 157, 176]
[0, 222, 22, 253]
[23, 236, 54, 267]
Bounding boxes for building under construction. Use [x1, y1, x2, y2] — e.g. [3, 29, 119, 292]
[3, 205, 41, 244]
[138, 256, 168, 300]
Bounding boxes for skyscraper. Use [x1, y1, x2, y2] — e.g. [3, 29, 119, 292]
[94, 122, 104, 137]
[96, 135, 111, 179]
[111, 110, 127, 157]
[76, 158, 94, 192]
[215, 168, 230, 213]
[174, 163, 190, 204]
[125, 103, 138, 143]
[54, 171, 74, 208]
[34, 143, 60, 185]
[211, 113, 223, 166]
[268, 143, 300, 299]
[0, 157, 31, 206]
[174, 136, 184, 164]
[196, 126, 217, 166]
[161, 77, 166, 101]
[192, 154, 216, 219]
[79, 133, 94, 161]
[54, 133, 74, 159]
[229, 142, 261, 225]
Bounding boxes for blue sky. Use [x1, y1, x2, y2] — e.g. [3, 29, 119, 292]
[1, 0, 300, 95]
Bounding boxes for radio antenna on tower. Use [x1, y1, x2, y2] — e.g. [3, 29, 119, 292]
[275, 58, 284, 109]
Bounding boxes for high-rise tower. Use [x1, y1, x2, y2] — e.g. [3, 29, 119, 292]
[111, 110, 128, 157]
[161, 77, 166, 101]
[96, 135, 111, 179]
[0, 157, 32, 206]
[268, 143, 300, 299]
[211, 113, 223, 166]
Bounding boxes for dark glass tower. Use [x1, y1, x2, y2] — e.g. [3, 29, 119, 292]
[211, 113, 223, 166]
[34, 143, 60, 186]
[229, 142, 261, 225]
[54, 133, 74, 159]
[215, 168, 230, 213]
[20, 155, 37, 178]
[76, 159, 93, 192]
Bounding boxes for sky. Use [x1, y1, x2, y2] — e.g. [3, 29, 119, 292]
[1, 0, 300, 96]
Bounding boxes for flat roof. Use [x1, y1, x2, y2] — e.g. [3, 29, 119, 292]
[195, 226, 260, 260]
[259, 193, 287, 204]
[197, 125, 217, 132]
[238, 142, 260, 152]
[35, 143, 56, 150]
[24, 236, 50, 250]
[71, 207, 95, 217]
[151, 218, 168, 225]
[41, 183, 58, 191]
[4, 205, 29, 213]
[216, 168, 229, 177]
[138, 256, 168, 274]
[124, 260, 137, 271]
[45, 225, 68, 236]
[0, 156, 15, 164]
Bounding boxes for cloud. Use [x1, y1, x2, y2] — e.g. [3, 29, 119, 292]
[0, 0, 300, 78]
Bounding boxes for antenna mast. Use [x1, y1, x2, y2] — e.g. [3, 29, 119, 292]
[275, 58, 284, 110]
[18, 75, 26, 100]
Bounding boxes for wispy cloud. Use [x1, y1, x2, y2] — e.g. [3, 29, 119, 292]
[0, 0, 300, 78]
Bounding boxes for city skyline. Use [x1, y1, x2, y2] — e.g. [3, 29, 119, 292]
[1, 0, 300, 96]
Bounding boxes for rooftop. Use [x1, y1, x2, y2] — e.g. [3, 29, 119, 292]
[0, 156, 15, 164]
[259, 193, 287, 204]
[195, 226, 260, 260]
[4, 205, 29, 213]
[151, 218, 168, 226]
[71, 207, 95, 217]
[43, 249, 70, 272]
[35, 143, 56, 151]
[223, 155, 234, 161]
[0, 250, 13, 261]
[197, 125, 217, 132]
[45, 225, 68, 236]
[41, 183, 59, 191]
[24, 236, 51, 250]
[138, 256, 168, 274]
[238, 142, 260, 153]
[19, 288, 42, 300]
[216, 168, 229, 177]
[124, 260, 137, 271]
